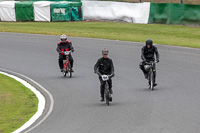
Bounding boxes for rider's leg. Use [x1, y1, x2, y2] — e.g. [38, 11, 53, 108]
[108, 79, 113, 101]
[108, 79, 113, 94]
[139, 62, 148, 79]
[99, 77, 105, 101]
[153, 63, 157, 86]
[69, 55, 74, 72]
[59, 55, 64, 71]
[69, 55, 74, 68]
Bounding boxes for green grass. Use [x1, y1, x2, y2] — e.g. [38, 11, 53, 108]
[0, 21, 200, 48]
[0, 73, 38, 133]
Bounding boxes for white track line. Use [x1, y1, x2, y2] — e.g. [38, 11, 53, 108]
[0, 70, 54, 133]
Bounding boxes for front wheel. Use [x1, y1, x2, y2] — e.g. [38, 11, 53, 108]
[105, 82, 110, 106]
[67, 63, 72, 78]
[63, 68, 67, 77]
[149, 71, 154, 90]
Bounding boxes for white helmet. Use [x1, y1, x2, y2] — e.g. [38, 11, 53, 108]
[102, 48, 109, 55]
[60, 34, 67, 42]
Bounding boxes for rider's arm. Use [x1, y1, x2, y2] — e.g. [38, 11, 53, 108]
[154, 46, 160, 62]
[56, 44, 63, 54]
[141, 47, 146, 62]
[94, 59, 102, 76]
[109, 59, 115, 78]
[69, 42, 74, 52]
[94, 59, 100, 73]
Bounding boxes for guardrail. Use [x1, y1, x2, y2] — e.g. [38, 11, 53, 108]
[95, 0, 200, 5]
[139, 0, 183, 3]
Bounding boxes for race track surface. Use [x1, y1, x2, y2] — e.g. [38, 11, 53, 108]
[0, 32, 200, 133]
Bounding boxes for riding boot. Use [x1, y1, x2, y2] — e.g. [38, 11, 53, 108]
[100, 97, 105, 102]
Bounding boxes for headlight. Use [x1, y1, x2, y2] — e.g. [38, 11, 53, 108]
[144, 65, 151, 71]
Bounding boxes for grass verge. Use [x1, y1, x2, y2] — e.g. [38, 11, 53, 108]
[0, 21, 200, 48]
[0, 73, 38, 133]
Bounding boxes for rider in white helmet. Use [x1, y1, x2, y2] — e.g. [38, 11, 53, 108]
[57, 34, 74, 72]
[94, 48, 115, 102]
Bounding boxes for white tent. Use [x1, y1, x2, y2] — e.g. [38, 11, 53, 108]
[34, 1, 54, 22]
[0, 1, 19, 21]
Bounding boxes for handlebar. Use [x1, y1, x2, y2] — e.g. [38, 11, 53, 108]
[95, 71, 114, 79]
[63, 51, 71, 56]
[144, 61, 158, 65]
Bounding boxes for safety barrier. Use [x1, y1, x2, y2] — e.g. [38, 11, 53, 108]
[0, 1, 199, 26]
[0, 1, 83, 22]
[82, 1, 150, 24]
[148, 3, 200, 25]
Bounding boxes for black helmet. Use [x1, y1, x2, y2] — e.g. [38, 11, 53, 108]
[146, 39, 153, 47]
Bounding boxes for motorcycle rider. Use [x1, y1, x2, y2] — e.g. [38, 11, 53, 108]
[94, 48, 115, 102]
[57, 34, 74, 72]
[139, 39, 159, 86]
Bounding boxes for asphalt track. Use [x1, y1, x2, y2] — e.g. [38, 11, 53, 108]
[0, 32, 200, 133]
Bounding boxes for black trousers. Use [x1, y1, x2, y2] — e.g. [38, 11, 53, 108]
[139, 61, 157, 81]
[99, 76, 112, 98]
[58, 54, 74, 69]
[139, 61, 156, 74]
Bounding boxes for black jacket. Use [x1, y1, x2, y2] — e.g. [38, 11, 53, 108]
[57, 40, 74, 55]
[141, 45, 159, 61]
[94, 57, 114, 76]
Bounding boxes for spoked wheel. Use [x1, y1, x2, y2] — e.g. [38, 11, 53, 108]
[149, 72, 154, 90]
[68, 63, 72, 78]
[106, 94, 109, 106]
[63, 69, 67, 77]
[105, 83, 110, 106]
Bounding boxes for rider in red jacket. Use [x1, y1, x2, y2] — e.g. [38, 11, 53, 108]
[57, 34, 74, 72]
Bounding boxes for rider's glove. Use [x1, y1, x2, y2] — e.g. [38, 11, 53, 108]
[156, 60, 159, 63]
[108, 74, 114, 79]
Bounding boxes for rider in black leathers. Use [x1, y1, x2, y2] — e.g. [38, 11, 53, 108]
[139, 39, 159, 86]
[57, 34, 74, 72]
[94, 48, 114, 102]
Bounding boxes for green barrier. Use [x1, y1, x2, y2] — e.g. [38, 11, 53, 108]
[15, 1, 34, 22]
[61, 1, 82, 21]
[148, 3, 200, 26]
[71, 6, 83, 21]
[50, 2, 82, 22]
[15, 0, 81, 2]
[71, 7, 79, 21]
[51, 3, 71, 22]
